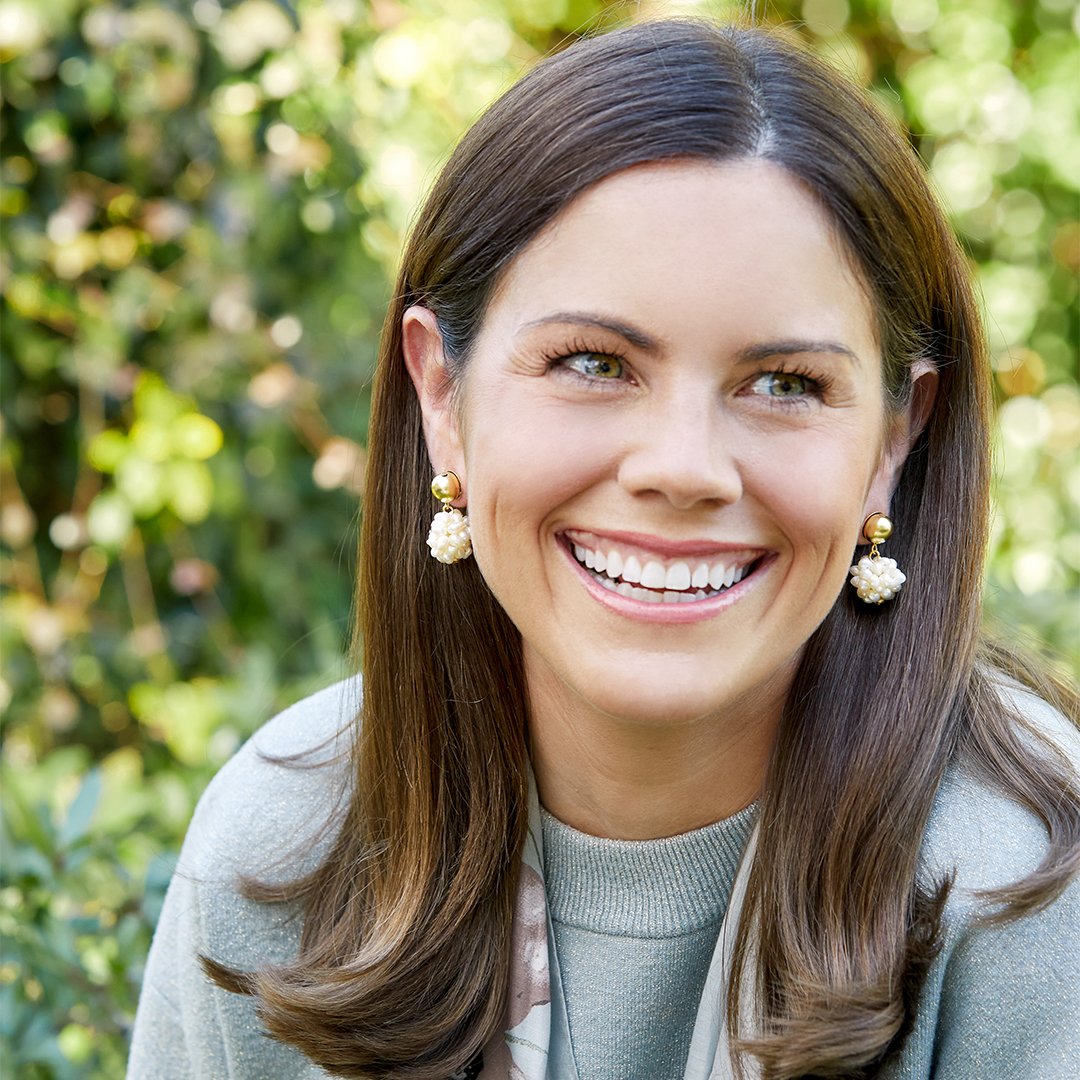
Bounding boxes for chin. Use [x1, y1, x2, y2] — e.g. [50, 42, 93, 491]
[575, 676, 749, 730]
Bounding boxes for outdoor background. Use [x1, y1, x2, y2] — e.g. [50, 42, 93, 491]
[2, 0, 1078, 1074]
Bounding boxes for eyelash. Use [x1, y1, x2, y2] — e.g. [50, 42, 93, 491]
[540, 341, 833, 404]
[750, 364, 832, 407]
[540, 339, 630, 388]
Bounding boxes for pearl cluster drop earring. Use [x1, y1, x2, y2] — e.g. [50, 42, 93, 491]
[426, 471, 472, 564]
[849, 512, 905, 604]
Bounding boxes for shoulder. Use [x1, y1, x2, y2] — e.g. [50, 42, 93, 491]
[179, 675, 361, 888]
[128, 679, 360, 1077]
[921, 678, 1080, 900]
[891, 683, 1080, 1078]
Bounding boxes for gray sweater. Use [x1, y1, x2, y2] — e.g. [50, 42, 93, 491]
[127, 678, 1080, 1079]
[542, 805, 757, 1078]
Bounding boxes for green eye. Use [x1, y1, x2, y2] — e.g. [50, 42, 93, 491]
[755, 371, 813, 397]
[565, 353, 624, 379]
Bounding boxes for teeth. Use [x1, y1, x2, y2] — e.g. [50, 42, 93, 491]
[665, 561, 691, 591]
[571, 539, 756, 600]
[640, 560, 666, 589]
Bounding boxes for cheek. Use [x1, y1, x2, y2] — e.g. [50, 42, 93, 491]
[464, 399, 617, 526]
[745, 433, 877, 552]
[460, 418, 594, 605]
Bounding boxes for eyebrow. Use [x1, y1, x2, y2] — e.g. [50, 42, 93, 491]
[520, 312, 660, 351]
[734, 339, 862, 367]
[520, 312, 862, 366]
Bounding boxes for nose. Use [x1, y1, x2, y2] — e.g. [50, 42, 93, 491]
[616, 390, 743, 510]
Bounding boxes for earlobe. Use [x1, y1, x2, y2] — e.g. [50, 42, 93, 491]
[402, 305, 465, 492]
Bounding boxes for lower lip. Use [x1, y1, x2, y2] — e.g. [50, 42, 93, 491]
[560, 543, 770, 625]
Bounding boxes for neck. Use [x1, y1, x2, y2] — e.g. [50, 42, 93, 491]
[526, 663, 787, 841]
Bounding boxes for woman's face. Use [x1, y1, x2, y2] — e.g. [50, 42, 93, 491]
[408, 160, 917, 731]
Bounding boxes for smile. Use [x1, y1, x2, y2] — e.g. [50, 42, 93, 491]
[561, 531, 763, 605]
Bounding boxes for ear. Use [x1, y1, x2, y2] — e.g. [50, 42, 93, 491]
[402, 305, 466, 501]
[861, 361, 938, 536]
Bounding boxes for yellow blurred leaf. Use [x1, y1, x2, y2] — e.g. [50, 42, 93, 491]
[172, 413, 224, 460]
[86, 492, 134, 548]
[129, 419, 173, 464]
[166, 460, 215, 523]
[116, 456, 166, 517]
[87, 429, 129, 474]
[134, 372, 185, 425]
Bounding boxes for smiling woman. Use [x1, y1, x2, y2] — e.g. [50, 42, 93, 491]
[128, 18, 1080, 1080]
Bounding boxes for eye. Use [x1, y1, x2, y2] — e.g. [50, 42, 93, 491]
[562, 352, 624, 380]
[750, 371, 817, 398]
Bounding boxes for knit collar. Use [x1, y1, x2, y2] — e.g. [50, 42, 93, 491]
[540, 804, 757, 936]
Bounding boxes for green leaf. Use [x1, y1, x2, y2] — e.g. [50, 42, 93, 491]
[0, 767, 55, 856]
[58, 769, 102, 849]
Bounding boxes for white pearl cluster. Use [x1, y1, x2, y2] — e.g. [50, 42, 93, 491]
[426, 507, 472, 564]
[849, 554, 905, 604]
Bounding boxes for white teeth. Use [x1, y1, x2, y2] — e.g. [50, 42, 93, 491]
[640, 560, 666, 589]
[571, 539, 755, 599]
[665, 561, 691, 591]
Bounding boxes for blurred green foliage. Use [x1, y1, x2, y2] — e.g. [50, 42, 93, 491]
[1, 0, 1077, 1074]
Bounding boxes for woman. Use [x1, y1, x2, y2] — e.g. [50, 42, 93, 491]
[128, 19, 1080, 1080]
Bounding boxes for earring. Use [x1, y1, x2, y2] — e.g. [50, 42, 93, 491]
[426, 471, 472, 564]
[849, 513, 905, 604]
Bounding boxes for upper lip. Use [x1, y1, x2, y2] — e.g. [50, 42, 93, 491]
[561, 528, 767, 560]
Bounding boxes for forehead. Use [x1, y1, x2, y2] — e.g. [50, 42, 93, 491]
[484, 160, 879, 359]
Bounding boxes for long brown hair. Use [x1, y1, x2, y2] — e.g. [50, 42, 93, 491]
[207, 21, 1080, 1079]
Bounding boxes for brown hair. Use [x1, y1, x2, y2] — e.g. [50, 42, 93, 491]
[207, 20, 1080, 1079]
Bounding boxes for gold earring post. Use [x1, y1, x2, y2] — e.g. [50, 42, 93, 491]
[862, 513, 892, 559]
[431, 471, 462, 508]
